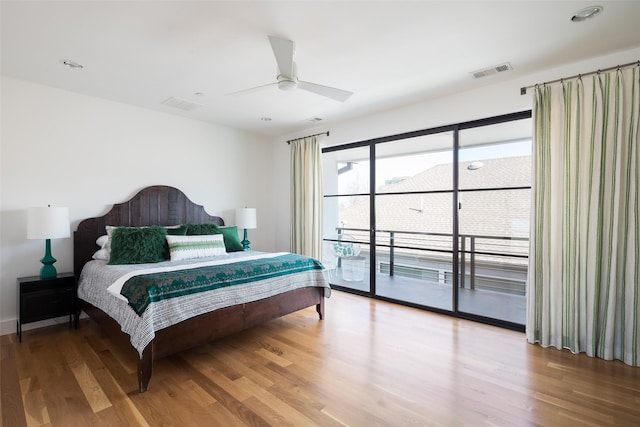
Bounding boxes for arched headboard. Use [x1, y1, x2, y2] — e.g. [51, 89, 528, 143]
[74, 185, 224, 277]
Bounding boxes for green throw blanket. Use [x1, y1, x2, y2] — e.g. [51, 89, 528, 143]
[121, 253, 324, 316]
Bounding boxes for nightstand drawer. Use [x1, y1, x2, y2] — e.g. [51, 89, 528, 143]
[20, 287, 75, 323]
[17, 272, 77, 342]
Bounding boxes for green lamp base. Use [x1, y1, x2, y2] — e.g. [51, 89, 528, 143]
[39, 239, 58, 279]
[241, 228, 251, 251]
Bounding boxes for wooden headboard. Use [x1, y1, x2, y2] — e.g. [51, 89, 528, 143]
[74, 185, 224, 277]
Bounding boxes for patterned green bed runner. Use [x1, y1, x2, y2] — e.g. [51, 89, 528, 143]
[121, 254, 324, 316]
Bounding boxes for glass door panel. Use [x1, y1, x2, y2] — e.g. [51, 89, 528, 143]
[457, 119, 532, 325]
[374, 132, 454, 310]
[322, 147, 371, 292]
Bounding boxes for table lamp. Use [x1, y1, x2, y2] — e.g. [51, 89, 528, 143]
[235, 207, 257, 251]
[27, 206, 70, 279]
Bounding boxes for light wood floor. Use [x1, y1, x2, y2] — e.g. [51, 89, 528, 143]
[2, 291, 639, 427]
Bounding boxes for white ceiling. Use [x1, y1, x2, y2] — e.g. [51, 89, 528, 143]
[2, 1, 640, 137]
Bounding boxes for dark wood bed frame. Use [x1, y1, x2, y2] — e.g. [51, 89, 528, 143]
[74, 185, 325, 392]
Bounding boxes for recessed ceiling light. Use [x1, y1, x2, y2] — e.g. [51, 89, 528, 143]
[571, 5, 603, 22]
[61, 59, 83, 69]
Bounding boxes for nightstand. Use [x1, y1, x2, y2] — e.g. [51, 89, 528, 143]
[17, 272, 78, 342]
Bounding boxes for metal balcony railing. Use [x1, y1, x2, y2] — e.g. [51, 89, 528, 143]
[324, 226, 529, 295]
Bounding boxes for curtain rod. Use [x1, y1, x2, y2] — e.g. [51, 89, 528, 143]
[286, 131, 329, 144]
[520, 60, 640, 95]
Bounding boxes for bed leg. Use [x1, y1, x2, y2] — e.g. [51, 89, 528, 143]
[138, 346, 153, 393]
[316, 297, 324, 320]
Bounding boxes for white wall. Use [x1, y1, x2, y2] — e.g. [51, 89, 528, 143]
[0, 76, 275, 335]
[271, 47, 640, 251]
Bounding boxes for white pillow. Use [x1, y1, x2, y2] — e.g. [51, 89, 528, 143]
[102, 225, 120, 253]
[96, 235, 108, 248]
[92, 248, 110, 261]
[166, 234, 227, 261]
[91, 233, 111, 260]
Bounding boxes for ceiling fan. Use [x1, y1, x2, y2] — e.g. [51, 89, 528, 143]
[229, 36, 354, 102]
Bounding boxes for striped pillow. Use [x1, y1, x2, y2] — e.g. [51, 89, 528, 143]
[166, 234, 227, 261]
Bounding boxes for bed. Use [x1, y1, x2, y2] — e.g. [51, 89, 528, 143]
[74, 185, 330, 392]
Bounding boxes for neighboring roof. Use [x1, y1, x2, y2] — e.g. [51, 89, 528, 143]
[336, 156, 531, 256]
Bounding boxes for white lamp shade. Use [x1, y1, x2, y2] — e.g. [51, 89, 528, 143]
[235, 208, 257, 229]
[27, 206, 70, 240]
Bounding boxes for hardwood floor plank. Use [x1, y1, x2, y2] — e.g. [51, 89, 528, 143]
[267, 381, 345, 427]
[68, 331, 151, 426]
[19, 378, 50, 427]
[34, 331, 96, 426]
[253, 347, 293, 368]
[70, 362, 112, 413]
[93, 348, 138, 393]
[89, 367, 150, 427]
[178, 378, 217, 408]
[207, 342, 276, 389]
[1, 334, 28, 427]
[238, 396, 292, 427]
[181, 352, 254, 402]
[235, 376, 318, 426]
[158, 376, 230, 426]
[165, 354, 271, 426]
[3, 291, 640, 426]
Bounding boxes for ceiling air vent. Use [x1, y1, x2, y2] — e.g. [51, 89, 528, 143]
[471, 62, 513, 79]
[161, 96, 203, 112]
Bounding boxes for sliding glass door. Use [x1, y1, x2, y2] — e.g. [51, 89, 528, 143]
[322, 111, 531, 329]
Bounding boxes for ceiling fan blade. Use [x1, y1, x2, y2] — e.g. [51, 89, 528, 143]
[297, 80, 354, 102]
[225, 82, 277, 96]
[268, 36, 295, 78]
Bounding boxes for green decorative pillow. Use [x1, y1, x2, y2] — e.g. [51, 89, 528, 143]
[109, 226, 168, 265]
[166, 224, 188, 235]
[185, 223, 219, 235]
[185, 223, 244, 252]
[214, 225, 245, 252]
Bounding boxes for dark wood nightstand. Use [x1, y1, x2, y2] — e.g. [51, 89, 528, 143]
[17, 272, 78, 342]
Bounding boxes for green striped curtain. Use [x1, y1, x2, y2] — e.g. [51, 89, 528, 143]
[290, 135, 324, 258]
[527, 65, 640, 366]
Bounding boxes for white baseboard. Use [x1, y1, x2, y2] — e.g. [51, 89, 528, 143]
[1, 313, 88, 337]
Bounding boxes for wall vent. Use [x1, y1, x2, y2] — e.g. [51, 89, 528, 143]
[161, 96, 203, 112]
[471, 62, 513, 79]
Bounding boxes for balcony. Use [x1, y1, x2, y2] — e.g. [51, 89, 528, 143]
[323, 227, 528, 325]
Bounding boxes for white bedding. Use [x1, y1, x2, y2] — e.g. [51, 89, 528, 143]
[77, 251, 330, 356]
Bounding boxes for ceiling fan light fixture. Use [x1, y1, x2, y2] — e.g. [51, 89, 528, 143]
[277, 78, 297, 91]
